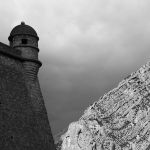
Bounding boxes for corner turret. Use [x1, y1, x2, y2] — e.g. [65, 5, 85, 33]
[8, 21, 39, 60]
[8, 22, 41, 81]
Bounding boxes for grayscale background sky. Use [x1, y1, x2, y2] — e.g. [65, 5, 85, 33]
[1, 0, 150, 136]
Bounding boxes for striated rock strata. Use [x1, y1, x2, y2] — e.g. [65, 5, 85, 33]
[57, 61, 150, 150]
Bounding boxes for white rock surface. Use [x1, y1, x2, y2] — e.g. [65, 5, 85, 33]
[57, 61, 150, 150]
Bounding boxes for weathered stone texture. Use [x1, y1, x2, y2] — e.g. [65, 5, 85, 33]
[13, 35, 38, 48]
[58, 61, 150, 150]
[23, 61, 40, 81]
[0, 51, 55, 149]
[13, 35, 39, 60]
[0, 22, 55, 149]
[16, 46, 39, 60]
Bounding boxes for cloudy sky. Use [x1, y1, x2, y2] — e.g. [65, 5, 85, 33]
[1, 0, 150, 136]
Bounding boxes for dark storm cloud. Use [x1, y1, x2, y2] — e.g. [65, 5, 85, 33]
[1, 0, 150, 135]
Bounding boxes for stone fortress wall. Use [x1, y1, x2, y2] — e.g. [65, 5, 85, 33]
[0, 37, 55, 149]
[58, 61, 150, 150]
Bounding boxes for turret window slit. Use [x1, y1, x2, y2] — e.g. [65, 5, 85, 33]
[22, 39, 28, 44]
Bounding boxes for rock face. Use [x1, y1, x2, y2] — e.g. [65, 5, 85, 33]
[58, 61, 150, 150]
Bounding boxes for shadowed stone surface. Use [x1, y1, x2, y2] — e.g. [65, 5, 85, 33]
[0, 22, 55, 150]
[57, 61, 150, 150]
[0, 47, 55, 149]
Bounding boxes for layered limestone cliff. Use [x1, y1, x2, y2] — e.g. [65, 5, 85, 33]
[57, 61, 150, 150]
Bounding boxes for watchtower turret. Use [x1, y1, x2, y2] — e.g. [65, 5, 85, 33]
[6, 22, 55, 149]
[8, 21, 39, 59]
[8, 22, 41, 81]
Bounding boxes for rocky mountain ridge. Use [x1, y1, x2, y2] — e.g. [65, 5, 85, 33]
[56, 61, 150, 150]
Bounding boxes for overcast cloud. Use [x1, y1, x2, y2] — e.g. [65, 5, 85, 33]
[1, 0, 150, 136]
